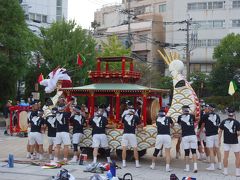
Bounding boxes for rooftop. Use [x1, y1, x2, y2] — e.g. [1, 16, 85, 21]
[61, 83, 169, 93]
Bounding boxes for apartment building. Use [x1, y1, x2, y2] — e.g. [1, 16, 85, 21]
[20, 0, 68, 35]
[94, 0, 167, 73]
[94, 0, 240, 74]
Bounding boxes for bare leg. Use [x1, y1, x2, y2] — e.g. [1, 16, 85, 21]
[54, 144, 61, 162]
[48, 145, 54, 159]
[38, 144, 44, 160]
[63, 145, 69, 161]
[223, 151, 229, 168]
[35, 143, 39, 155]
[133, 147, 139, 161]
[235, 152, 240, 177]
[223, 151, 229, 175]
[165, 148, 172, 171]
[176, 138, 181, 159]
[122, 146, 127, 167]
[216, 147, 222, 169]
[209, 148, 215, 163]
[192, 153, 197, 163]
[93, 147, 98, 163]
[205, 146, 209, 156]
[234, 152, 240, 168]
[26, 142, 31, 158]
[29, 144, 35, 160]
[133, 147, 140, 167]
[192, 153, 198, 173]
[122, 146, 127, 161]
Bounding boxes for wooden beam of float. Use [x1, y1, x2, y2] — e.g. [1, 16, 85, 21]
[142, 91, 148, 126]
[115, 91, 120, 123]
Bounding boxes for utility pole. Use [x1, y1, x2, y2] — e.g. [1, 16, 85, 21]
[127, 0, 131, 48]
[186, 19, 191, 81]
[178, 18, 192, 81]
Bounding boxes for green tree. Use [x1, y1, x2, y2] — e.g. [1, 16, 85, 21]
[25, 20, 97, 95]
[98, 35, 131, 71]
[190, 72, 210, 98]
[0, 0, 39, 105]
[210, 33, 240, 95]
[134, 61, 172, 89]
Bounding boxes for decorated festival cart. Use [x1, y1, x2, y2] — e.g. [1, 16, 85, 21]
[34, 49, 199, 158]
[61, 56, 169, 156]
[9, 105, 30, 135]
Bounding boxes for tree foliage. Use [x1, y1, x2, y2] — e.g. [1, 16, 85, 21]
[25, 20, 97, 95]
[190, 72, 210, 98]
[99, 35, 131, 57]
[135, 61, 172, 89]
[98, 35, 131, 71]
[0, 0, 39, 105]
[210, 33, 240, 96]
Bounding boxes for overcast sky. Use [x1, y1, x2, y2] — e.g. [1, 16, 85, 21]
[68, 0, 122, 29]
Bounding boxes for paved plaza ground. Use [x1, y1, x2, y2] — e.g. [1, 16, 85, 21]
[0, 113, 240, 180]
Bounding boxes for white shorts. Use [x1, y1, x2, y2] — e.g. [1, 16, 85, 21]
[155, 134, 172, 149]
[48, 137, 56, 146]
[55, 132, 71, 145]
[224, 144, 240, 153]
[206, 135, 219, 148]
[29, 132, 43, 145]
[182, 135, 197, 150]
[92, 134, 108, 148]
[121, 134, 138, 148]
[72, 133, 84, 144]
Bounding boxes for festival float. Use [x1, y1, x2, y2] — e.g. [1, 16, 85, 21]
[9, 50, 200, 157]
[60, 56, 169, 157]
[157, 49, 200, 136]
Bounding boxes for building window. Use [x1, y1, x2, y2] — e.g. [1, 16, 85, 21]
[188, 2, 207, 10]
[135, 6, 146, 15]
[194, 20, 225, 29]
[191, 64, 201, 72]
[213, 1, 224, 9]
[197, 39, 221, 47]
[36, 14, 41, 22]
[208, 2, 213, 9]
[232, 20, 240, 27]
[57, 7, 62, 15]
[233, 0, 240, 8]
[190, 63, 213, 73]
[188, 1, 224, 10]
[213, 20, 224, 28]
[42, 15, 47, 23]
[56, 0, 62, 21]
[159, 4, 166, 12]
[29, 13, 35, 20]
[57, 0, 62, 7]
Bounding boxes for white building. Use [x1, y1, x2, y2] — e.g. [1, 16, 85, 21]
[94, 0, 240, 74]
[165, 0, 240, 73]
[20, 0, 68, 34]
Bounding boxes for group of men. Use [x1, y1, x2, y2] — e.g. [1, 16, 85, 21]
[25, 97, 240, 177]
[26, 98, 143, 168]
[149, 103, 240, 177]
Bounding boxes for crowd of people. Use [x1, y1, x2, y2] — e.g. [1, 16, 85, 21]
[150, 102, 240, 177]
[2, 97, 240, 177]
